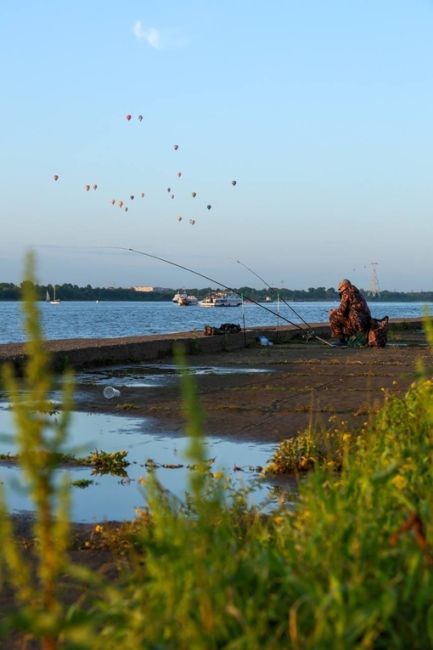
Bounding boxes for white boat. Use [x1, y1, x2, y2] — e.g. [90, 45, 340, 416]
[50, 285, 61, 304]
[178, 294, 198, 306]
[199, 291, 242, 307]
[173, 291, 198, 306]
[172, 290, 186, 303]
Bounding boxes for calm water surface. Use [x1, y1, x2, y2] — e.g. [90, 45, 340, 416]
[0, 300, 430, 343]
[0, 404, 279, 522]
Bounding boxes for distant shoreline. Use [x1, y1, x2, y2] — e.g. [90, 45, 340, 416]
[2, 284, 433, 303]
[0, 297, 432, 303]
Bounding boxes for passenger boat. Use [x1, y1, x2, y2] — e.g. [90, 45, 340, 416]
[178, 294, 198, 306]
[172, 290, 185, 303]
[172, 291, 198, 306]
[199, 291, 242, 307]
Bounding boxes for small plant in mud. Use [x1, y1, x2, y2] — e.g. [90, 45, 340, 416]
[71, 478, 94, 489]
[115, 402, 140, 411]
[36, 400, 60, 415]
[263, 424, 352, 475]
[89, 449, 130, 476]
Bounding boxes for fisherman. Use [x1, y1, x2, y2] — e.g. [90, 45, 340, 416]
[329, 279, 371, 346]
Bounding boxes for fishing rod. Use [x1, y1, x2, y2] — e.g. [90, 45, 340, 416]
[110, 246, 311, 335]
[236, 259, 333, 347]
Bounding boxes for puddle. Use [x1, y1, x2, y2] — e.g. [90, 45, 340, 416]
[75, 363, 272, 389]
[0, 403, 287, 523]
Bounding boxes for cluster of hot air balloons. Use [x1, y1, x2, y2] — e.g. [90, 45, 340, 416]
[110, 192, 146, 212]
[51, 113, 238, 229]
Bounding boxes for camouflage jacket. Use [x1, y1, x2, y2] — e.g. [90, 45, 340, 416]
[336, 285, 371, 321]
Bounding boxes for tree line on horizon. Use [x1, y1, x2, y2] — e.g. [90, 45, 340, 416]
[0, 282, 432, 302]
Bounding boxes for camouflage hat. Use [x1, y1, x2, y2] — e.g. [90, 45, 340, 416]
[338, 279, 351, 291]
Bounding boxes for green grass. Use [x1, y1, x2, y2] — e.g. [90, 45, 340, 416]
[1, 255, 433, 648]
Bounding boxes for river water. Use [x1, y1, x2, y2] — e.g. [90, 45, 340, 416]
[0, 300, 430, 344]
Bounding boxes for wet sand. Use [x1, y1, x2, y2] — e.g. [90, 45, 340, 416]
[73, 329, 430, 443]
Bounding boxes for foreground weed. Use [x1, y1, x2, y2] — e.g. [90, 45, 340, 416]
[0, 254, 74, 648]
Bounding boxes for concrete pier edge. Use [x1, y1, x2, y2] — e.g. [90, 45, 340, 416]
[0, 318, 424, 372]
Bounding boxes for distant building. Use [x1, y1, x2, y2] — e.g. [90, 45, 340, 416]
[133, 286, 171, 293]
[133, 286, 155, 293]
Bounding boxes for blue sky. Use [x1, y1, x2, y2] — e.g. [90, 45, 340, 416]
[1, 0, 432, 290]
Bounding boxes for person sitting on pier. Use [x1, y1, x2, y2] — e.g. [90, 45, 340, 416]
[329, 279, 371, 346]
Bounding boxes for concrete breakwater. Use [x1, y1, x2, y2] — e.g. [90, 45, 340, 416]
[0, 318, 424, 372]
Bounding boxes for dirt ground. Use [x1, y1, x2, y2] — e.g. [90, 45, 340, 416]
[74, 329, 431, 443]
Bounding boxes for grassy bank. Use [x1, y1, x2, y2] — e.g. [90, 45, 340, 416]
[1, 257, 433, 648]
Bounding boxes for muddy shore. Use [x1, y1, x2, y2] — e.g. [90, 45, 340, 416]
[0, 320, 428, 444]
[73, 329, 429, 443]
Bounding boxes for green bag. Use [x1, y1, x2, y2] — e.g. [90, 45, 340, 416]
[347, 332, 368, 348]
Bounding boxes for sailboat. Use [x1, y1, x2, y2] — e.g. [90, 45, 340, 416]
[50, 285, 61, 304]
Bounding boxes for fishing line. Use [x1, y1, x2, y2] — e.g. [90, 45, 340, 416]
[236, 259, 333, 347]
[109, 246, 309, 334]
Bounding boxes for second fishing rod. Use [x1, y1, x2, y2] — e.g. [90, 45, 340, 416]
[114, 246, 329, 344]
[236, 259, 332, 347]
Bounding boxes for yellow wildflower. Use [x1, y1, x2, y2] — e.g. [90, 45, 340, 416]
[391, 474, 407, 490]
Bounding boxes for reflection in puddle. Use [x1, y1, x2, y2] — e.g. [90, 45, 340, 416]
[75, 363, 272, 389]
[0, 403, 290, 523]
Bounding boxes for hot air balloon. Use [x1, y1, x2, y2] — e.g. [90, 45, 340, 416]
[189, 219, 196, 225]
[130, 195, 134, 200]
[207, 204, 211, 210]
[85, 184, 91, 192]
[177, 171, 182, 178]
[53, 174, 59, 181]
[173, 144, 179, 150]
[192, 192, 197, 198]
[231, 180, 237, 186]
[126, 114, 132, 121]
[167, 187, 171, 193]
[93, 184, 98, 190]
[141, 192, 145, 198]
[177, 216, 182, 222]
[118, 200, 124, 208]
[111, 199, 116, 205]
[138, 115, 143, 122]
[125, 207, 129, 212]
[171, 194, 175, 199]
